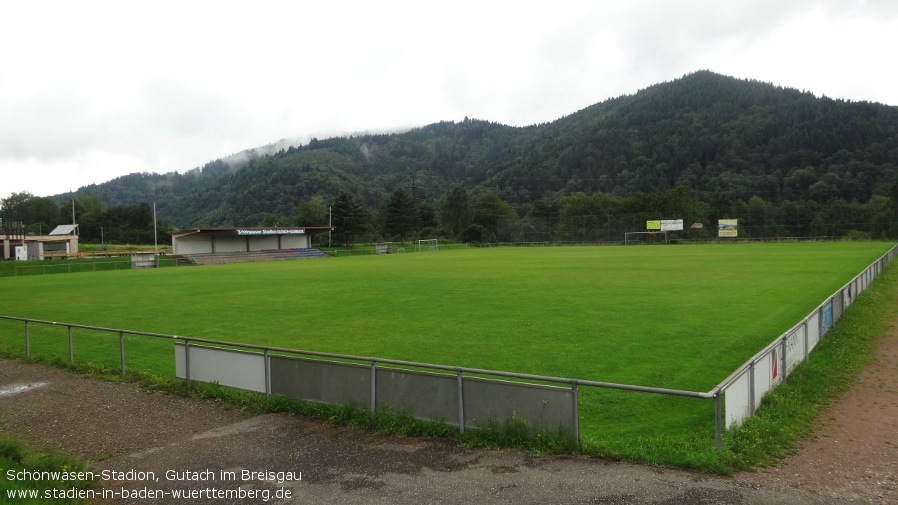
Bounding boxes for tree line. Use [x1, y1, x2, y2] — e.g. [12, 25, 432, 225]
[4, 182, 897, 249]
[288, 184, 898, 247]
[0, 192, 169, 246]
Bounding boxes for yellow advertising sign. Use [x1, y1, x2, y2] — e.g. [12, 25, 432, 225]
[647, 220, 683, 231]
[718, 219, 738, 237]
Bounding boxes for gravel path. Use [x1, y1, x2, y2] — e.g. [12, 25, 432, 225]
[1, 322, 895, 504]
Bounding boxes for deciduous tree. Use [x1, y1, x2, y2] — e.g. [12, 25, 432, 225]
[439, 186, 474, 239]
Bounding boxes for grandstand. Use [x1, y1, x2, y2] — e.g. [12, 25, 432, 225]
[170, 227, 332, 265]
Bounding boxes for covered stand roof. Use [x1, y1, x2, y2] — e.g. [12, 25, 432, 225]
[49, 224, 79, 235]
[171, 226, 332, 237]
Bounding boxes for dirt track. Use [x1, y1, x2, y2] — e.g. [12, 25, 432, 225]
[1, 322, 896, 504]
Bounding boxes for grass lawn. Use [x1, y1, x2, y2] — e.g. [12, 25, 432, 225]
[0, 241, 893, 464]
[0, 433, 94, 504]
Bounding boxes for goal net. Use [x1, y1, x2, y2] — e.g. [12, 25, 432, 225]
[624, 231, 669, 245]
[416, 239, 439, 252]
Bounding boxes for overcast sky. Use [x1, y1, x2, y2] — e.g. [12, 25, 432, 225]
[2, 0, 896, 199]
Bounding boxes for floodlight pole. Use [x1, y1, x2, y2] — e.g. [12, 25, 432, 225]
[153, 202, 158, 256]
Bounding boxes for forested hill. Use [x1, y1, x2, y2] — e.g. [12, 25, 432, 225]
[58, 70, 898, 228]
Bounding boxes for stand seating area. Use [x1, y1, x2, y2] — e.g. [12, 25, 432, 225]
[173, 248, 329, 266]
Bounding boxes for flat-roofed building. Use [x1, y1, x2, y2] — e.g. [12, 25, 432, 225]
[170, 226, 332, 265]
[1, 223, 80, 260]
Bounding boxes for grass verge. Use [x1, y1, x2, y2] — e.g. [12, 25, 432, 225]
[0, 433, 95, 505]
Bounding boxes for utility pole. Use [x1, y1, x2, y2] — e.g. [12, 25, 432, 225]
[408, 172, 421, 202]
[153, 202, 158, 256]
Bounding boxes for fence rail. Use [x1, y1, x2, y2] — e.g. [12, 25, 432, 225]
[0, 314, 717, 446]
[3, 257, 177, 277]
[1, 242, 895, 449]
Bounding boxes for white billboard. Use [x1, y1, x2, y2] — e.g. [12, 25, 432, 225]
[660, 219, 683, 231]
[646, 219, 683, 231]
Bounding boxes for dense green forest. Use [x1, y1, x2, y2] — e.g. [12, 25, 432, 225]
[4, 70, 898, 245]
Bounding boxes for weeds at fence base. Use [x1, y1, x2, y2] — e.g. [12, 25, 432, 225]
[461, 416, 579, 455]
[0, 432, 95, 505]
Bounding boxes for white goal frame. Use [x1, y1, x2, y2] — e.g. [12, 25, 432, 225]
[416, 238, 439, 252]
[624, 231, 669, 245]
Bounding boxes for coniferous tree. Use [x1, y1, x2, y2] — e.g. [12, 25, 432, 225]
[331, 191, 368, 248]
[383, 187, 419, 243]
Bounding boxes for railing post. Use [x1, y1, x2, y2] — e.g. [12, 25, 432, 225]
[184, 339, 191, 386]
[572, 381, 580, 445]
[264, 348, 271, 399]
[803, 319, 809, 362]
[748, 361, 756, 414]
[457, 369, 464, 433]
[780, 337, 788, 382]
[714, 391, 722, 450]
[369, 359, 377, 414]
[119, 332, 125, 375]
[67, 326, 73, 363]
[24, 321, 30, 357]
[818, 306, 824, 338]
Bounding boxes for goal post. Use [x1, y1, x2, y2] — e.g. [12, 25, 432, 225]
[416, 238, 439, 252]
[624, 231, 669, 245]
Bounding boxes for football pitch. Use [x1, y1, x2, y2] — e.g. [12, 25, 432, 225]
[0, 241, 893, 459]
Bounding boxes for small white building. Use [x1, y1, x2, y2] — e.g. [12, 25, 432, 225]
[1, 224, 80, 260]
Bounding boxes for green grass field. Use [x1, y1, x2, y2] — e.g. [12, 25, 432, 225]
[0, 241, 893, 466]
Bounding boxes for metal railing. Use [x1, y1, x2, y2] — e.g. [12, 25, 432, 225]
[0, 315, 719, 447]
[3, 257, 177, 277]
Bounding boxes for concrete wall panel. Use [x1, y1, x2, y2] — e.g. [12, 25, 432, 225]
[248, 236, 279, 251]
[807, 311, 821, 352]
[281, 234, 309, 249]
[173, 234, 213, 255]
[462, 377, 574, 432]
[375, 368, 459, 424]
[724, 370, 751, 428]
[174, 343, 266, 393]
[270, 356, 370, 407]
[215, 235, 246, 253]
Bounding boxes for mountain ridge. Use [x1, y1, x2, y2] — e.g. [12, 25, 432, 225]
[53, 70, 898, 228]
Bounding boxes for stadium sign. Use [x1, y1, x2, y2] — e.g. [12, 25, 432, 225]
[236, 229, 306, 236]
